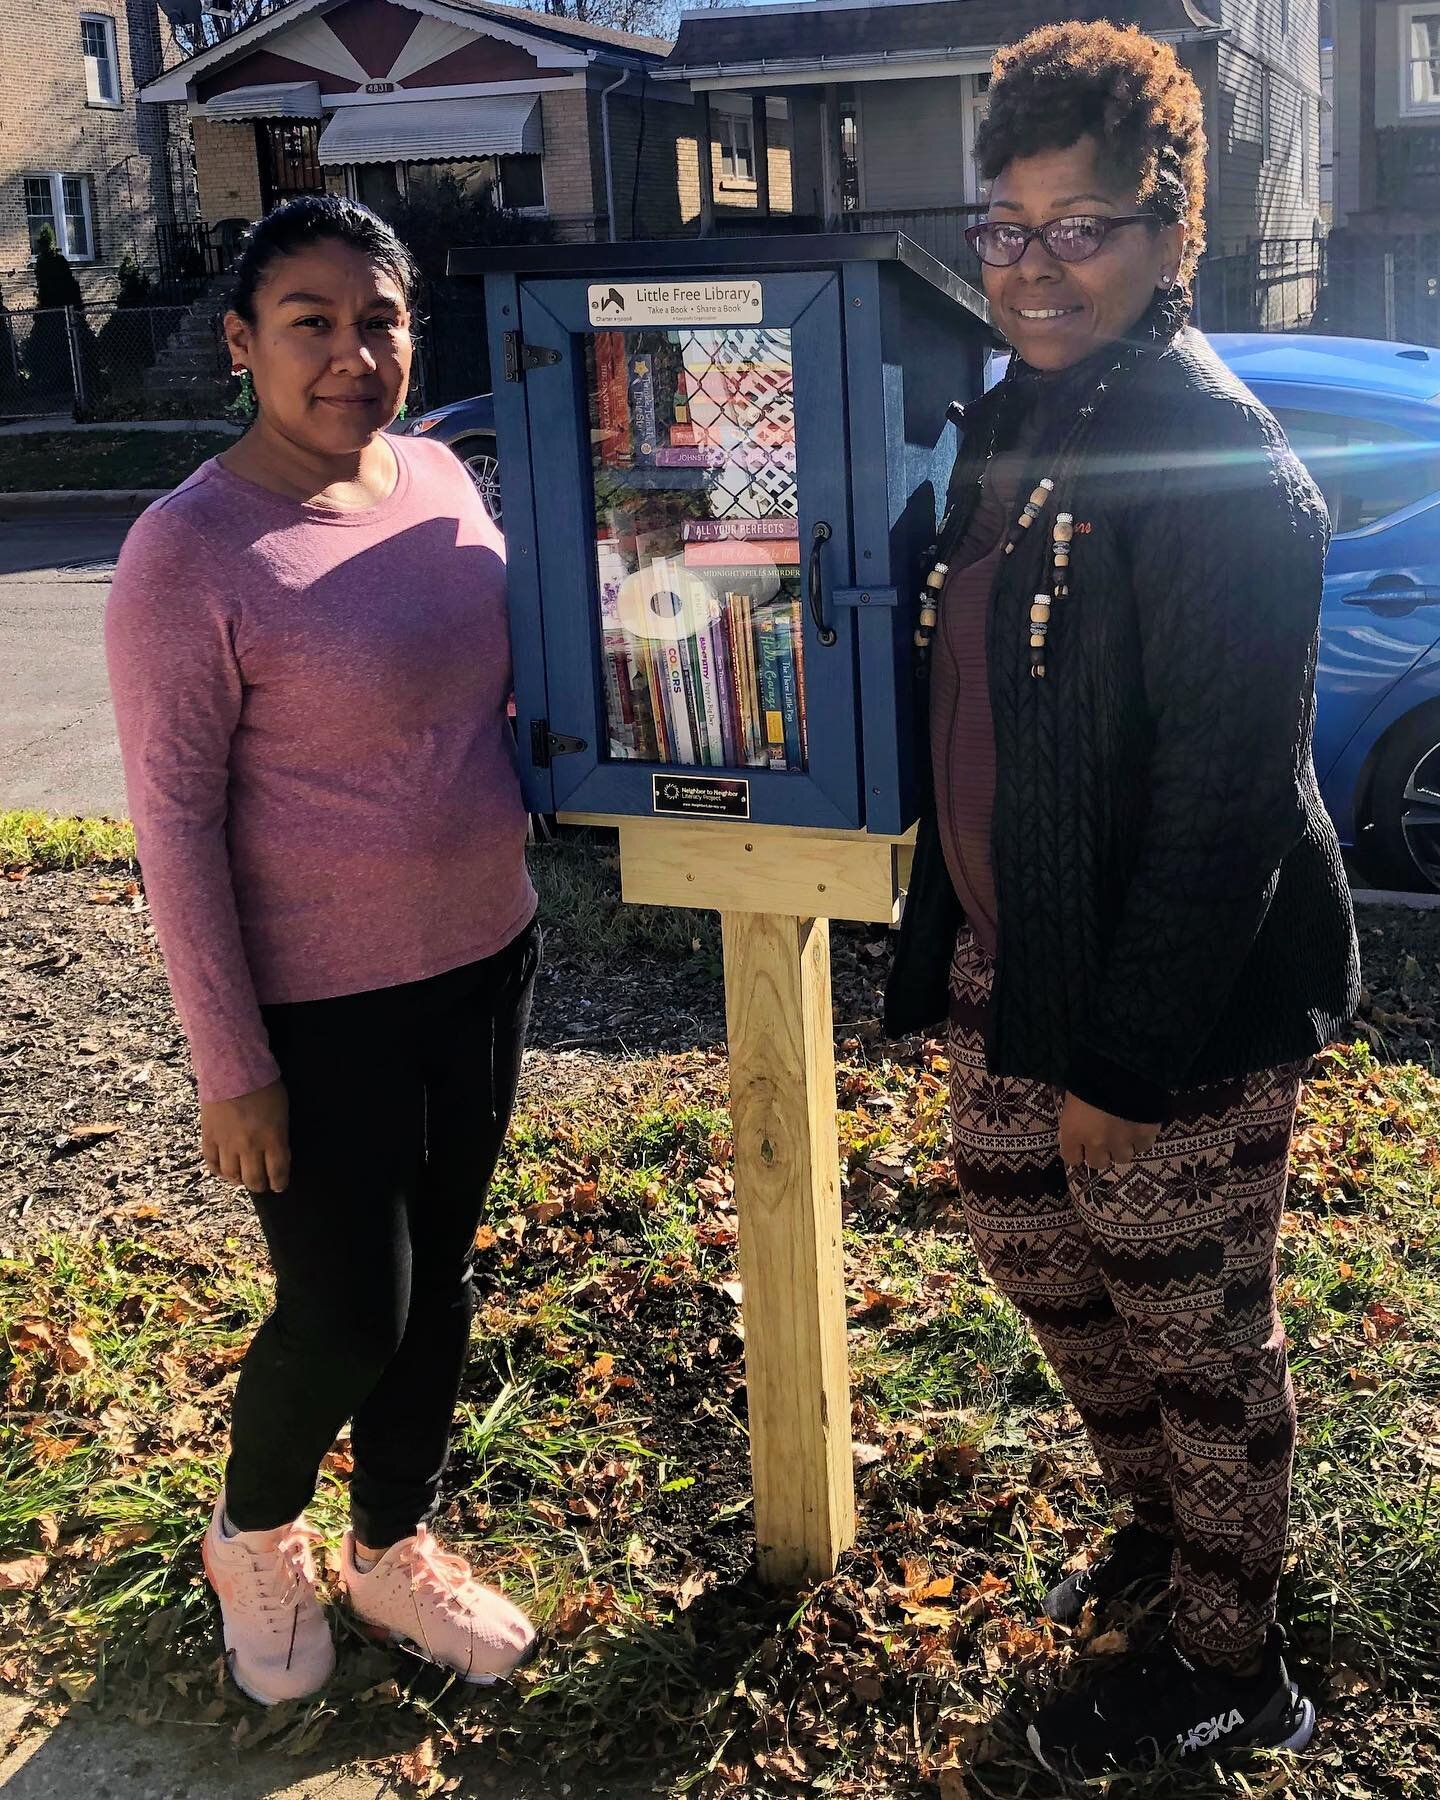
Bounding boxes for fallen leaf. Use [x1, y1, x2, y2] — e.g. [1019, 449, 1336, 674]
[395, 1737, 437, 1789]
[0, 1554, 49, 1591]
[937, 1772, 971, 1800]
[1363, 1300, 1405, 1342]
[51, 1122, 120, 1157]
[58, 1331, 96, 1374]
[1329, 1664, 1377, 1697]
[674, 1567, 712, 1611]
[1088, 1628, 1129, 1656]
[36, 1514, 61, 1551]
[56, 1670, 96, 1703]
[473, 1225, 498, 1251]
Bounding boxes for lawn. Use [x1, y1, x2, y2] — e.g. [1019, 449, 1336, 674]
[0, 430, 234, 493]
[1, 815, 1438, 1798]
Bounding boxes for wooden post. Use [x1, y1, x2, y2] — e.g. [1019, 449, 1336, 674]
[721, 911, 855, 1585]
[580, 816, 912, 1587]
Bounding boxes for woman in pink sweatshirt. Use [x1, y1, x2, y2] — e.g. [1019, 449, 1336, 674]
[105, 197, 539, 1705]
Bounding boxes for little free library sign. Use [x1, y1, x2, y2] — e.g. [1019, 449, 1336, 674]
[588, 281, 764, 328]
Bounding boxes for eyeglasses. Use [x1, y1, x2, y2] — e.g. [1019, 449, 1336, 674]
[965, 213, 1157, 268]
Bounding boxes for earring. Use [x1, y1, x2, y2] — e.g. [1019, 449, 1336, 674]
[228, 366, 256, 422]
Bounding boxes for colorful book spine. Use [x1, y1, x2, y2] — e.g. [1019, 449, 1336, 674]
[683, 539, 803, 570]
[693, 609, 726, 767]
[594, 331, 632, 468]
[735, 592, 765, 767]
[628, 354, 658, 465]
[661, 641, 695, 765]
[641, 638, 671, 763]
[755, 608, 787, 773]
[711, 607, 740, 766]
[774, 609, 803, 772]
[683, 519, 798, 543]
[789, 594, 808, 765]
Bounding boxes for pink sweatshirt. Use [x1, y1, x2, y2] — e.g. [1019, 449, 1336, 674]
[105, 436, 537, 1104]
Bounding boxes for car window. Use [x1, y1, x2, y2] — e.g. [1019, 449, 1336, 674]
[1272, 406, 1440, 533]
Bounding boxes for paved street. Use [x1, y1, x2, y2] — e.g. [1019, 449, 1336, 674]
[0, 514, 129, 816]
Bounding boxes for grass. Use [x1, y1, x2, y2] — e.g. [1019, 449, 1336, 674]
[0, 810, 136, 872]
[0, 809, 720, 970]
[0, 430, 233, 492]
[2, 1041, 1438, 1797]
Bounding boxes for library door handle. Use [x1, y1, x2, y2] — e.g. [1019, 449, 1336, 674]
[809, 521, 838, 647]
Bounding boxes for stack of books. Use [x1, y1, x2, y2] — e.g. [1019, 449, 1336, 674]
[589, 325, 807, 773]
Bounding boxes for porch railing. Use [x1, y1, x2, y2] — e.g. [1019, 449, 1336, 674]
[839, 204, 986, 282]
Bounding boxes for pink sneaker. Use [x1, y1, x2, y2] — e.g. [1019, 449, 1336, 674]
[341, 1526, 536, 1684]
[201, 1496, 336, 1705]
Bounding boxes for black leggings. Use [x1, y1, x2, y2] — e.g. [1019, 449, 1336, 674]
[224, 917, 540, 1546]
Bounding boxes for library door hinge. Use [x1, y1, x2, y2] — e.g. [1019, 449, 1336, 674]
[530, 720, 587, 768]
[503, 331, 562, 382]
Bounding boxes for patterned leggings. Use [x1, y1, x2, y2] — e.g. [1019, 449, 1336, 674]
[947, 932, 1302, 1668]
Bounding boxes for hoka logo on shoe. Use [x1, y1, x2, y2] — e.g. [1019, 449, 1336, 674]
[1177, 1708, 1245, 1755]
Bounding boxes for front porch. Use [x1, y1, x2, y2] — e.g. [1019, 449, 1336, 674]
[684, 72, 990, 284]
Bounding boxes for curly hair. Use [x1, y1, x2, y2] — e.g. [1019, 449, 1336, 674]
[974, 21, 1208, 285]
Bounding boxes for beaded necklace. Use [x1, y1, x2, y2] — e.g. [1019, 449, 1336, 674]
[915, 292, 1186, 682]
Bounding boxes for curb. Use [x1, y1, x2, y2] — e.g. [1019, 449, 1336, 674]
[0, 489, 168, 518]
[1351, 888, 1440, 911]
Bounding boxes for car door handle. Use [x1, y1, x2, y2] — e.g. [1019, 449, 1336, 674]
[1344, 582, 1440, 615]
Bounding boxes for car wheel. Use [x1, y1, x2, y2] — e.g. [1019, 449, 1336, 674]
[455, 435, 501, 527]
[1367, 704, 1440, 893]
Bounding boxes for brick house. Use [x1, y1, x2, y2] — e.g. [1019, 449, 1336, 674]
[1, 0, 183, 303]
[655, 0, 1325, 276]
[138, 0, 709, 244]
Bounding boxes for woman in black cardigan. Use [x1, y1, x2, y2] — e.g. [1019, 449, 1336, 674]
[885, 21, 1359, 1778]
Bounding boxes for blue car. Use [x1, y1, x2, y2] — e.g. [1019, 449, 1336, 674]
[1212, 335, 1440, 891]
[412, 334, 1440, 888]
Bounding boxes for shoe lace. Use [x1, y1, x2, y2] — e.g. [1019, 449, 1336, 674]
[235, 1521, 322, 1624]
[402, 1528, 488, 1623]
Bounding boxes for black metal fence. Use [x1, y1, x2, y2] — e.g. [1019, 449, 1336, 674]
[1191, 237, 1326, 334]
[1314, 231, 1440, 347]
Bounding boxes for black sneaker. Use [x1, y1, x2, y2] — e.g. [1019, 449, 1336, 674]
[1027, 1627, 1316, 1777]
[1043, 1521, 1175, 1627]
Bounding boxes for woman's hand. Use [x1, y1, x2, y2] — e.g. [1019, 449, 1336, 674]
[201, 1081, 291, 1194]
[1059, 1093, 1159, 1172]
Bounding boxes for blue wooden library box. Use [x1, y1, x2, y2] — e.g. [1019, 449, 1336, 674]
[448, 235, 994, 836]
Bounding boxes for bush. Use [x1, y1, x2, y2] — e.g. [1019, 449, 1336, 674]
[389, 173, 556, 284]
[32, 225, 83, 310]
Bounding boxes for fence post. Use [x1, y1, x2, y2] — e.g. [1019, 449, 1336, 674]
[63, 306, 90, 418]
[1384, 252, 1398, 341]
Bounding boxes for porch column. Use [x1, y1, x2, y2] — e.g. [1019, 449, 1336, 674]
[752, 93, 771, 218]
[820, 83, 845, 228]
[697, 91, 716, 235]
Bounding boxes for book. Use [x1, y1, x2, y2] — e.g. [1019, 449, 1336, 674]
[684, 538, 802, 570]
[660, 641, 696, 765]
[774, 608, 803, 772]
[683, 519, 798, 543]
[594, 331, 632, 468]
[628, 354, 659, 465]
[692, 605, 727, 766]
[754, 607, 787, 772]
[790, 594, 808, 764]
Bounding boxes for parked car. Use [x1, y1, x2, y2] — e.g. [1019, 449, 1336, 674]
[413, 335, 1440, 890]
[1212, 335, 1440, 891]
[403, 393, 501, 526]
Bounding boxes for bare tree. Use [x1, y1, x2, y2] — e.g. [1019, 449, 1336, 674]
[160, 0, 290, 61]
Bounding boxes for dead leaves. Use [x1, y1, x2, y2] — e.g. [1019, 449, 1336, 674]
[50, 1121, 121, 1159]
[0, 1554, 49, 1592]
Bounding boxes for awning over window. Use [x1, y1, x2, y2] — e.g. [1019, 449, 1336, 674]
[199, 80, 322, 120]
[316, 95, 543, 166]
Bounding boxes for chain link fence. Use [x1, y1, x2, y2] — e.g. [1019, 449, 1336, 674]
[0, 301, 222, 421]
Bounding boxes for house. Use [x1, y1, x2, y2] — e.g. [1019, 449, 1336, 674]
[1329, 0, 1440, 228]
[137, 0, 707, 246]
[1319, 0, 1439, 342]
[654, 0, 1325, 277]
[1, 0, 182, 303]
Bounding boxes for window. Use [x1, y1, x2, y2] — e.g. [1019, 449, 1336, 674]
[81, 15, 120, 106]
[716, 108, 755, 185]
[23, 173, 94, 260]
[1274, 407, 1440, 532]
[1401, 5, 1440, 113]
[498, 153, 544, 211]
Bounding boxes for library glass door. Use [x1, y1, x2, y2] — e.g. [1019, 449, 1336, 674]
[518, 273, 861, 830]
